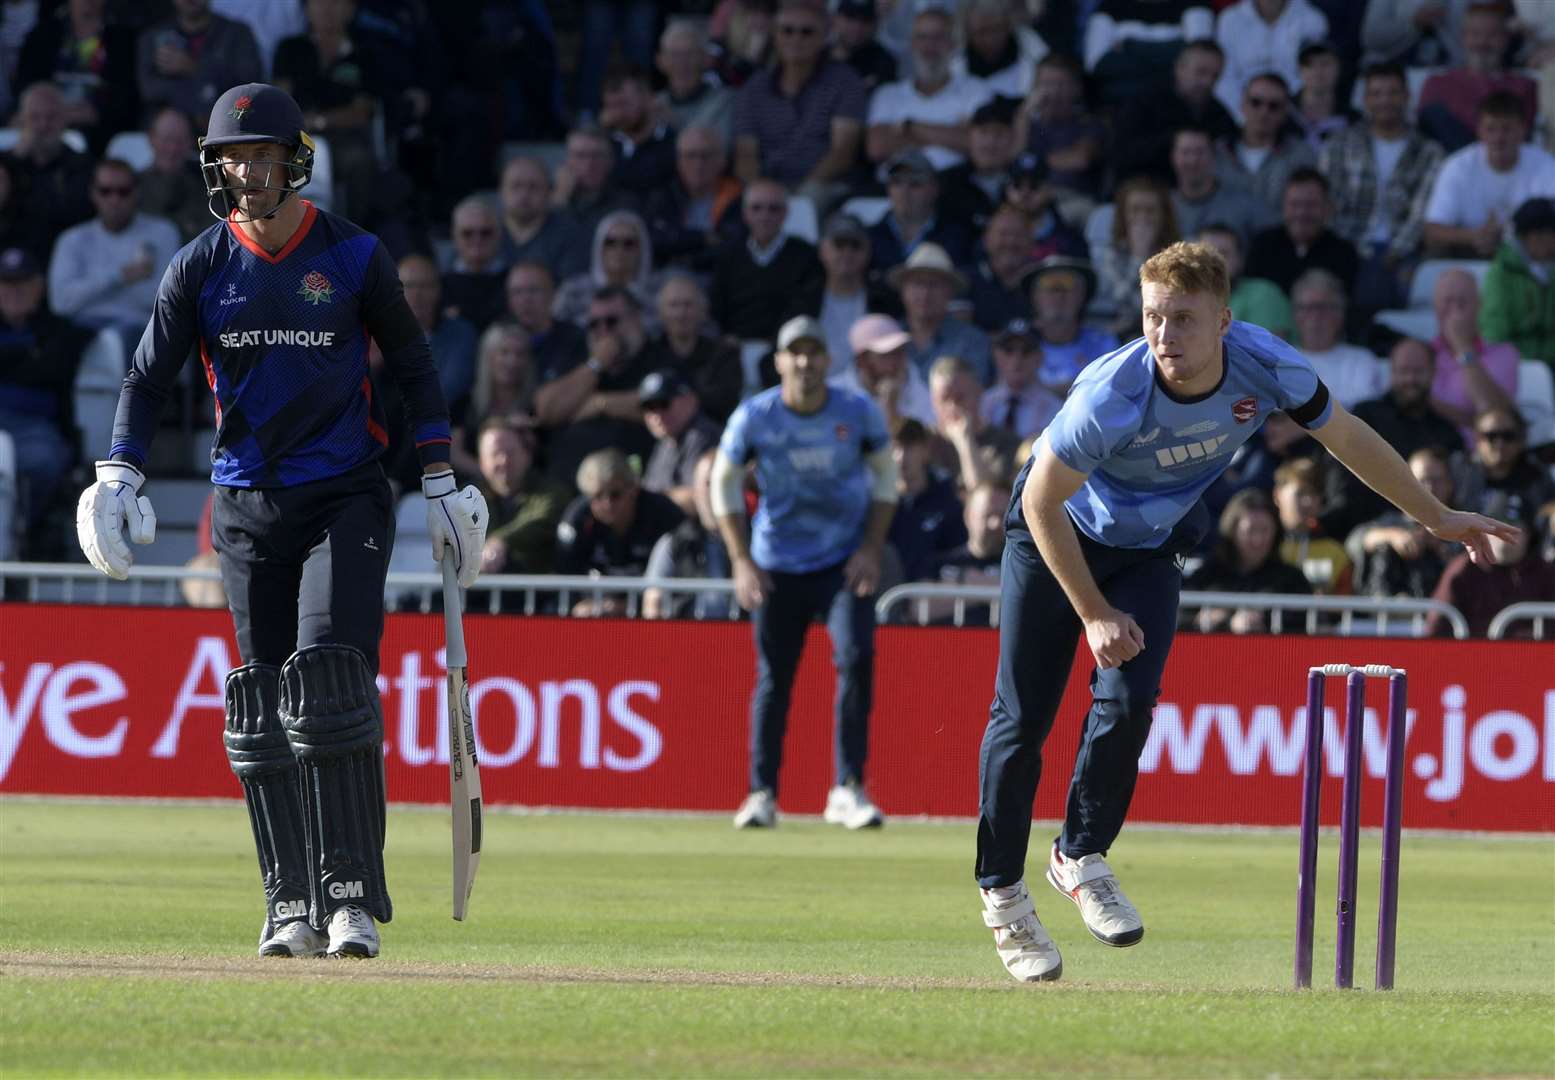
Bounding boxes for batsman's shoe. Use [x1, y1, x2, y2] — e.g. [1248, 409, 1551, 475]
[733, 789, 777, 828]
[980, 882, 1062, 983]
[259, 919, 328, 958]
[1046, 845, 1144, 947]
[823, 782, 884, 829]
[326, 905, 380, 958]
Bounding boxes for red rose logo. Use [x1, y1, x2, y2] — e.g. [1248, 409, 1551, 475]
[229, 95, 252, 121]
[298, 271, 335, 305]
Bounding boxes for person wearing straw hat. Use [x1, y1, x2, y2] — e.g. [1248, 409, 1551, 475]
[889, 241, 992, 384]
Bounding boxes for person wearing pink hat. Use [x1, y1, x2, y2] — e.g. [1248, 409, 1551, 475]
[835, 312, 936, 429]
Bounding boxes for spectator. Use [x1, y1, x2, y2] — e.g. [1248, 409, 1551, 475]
[1016, 53, 1106, 208]
[210, 0, 307, 78]
[638, 367, 722, 520]
[929, 482, 1008, 625]
[505, 262, 586, 387]
[136, 106, 211, 242]
[1197, 222, 1293, 337]
[399, 254, 477, 410]
[1427, 506, 1555, 636]
[1184, 488, 1312, 633]
[1, 82, 94, 241]
[1430, 268, 1519, 441]
[1000, 152, 1087, 264]
[0, 246, 93, 543]
[46, 159, 182, 345]
[1290, 269, 1385, 408]
[497, 157, 587, 282]
[838, 313, 936, 429]
[441, 195, 508, 332]
[1245, 168, 1359, 294]
[954, 0, 1048, 99]
[553, 126, 634, 242]
[1361, 0, 1471, 68]
[1113, 39, 1239, 183]
[1083, 0, 1214, 106]
[16, 0, 139, 154]
[891, 243, 992, 385]
[866, 150, 973, 276]
[600, 62, 677, 193]
[1424, 91, 1555, 257]
[656, 21, 735, 139]
[928, 355, 1022, 491]
[1417, 2, 1538, 152]
[1480, 196, 1555, 363]
[1217, 73, 1319, 217]
[1349, 445, 1460, 598]
[0, 158, 51, 263]
[1291, 38, 1357, 150]
[643, 126, 745, 274]
[556, 447, 686, 617]
[1453, 406, 1555, 523]
[477, 418, 568, 577]
[887, 416, 967, 584]
[137, 0, 261, 128]
[533, 285, 657, 491]
[1274, 457, 1353, 593]
[709, 0, 776, 89]
[1097, 177, 1181, 333]
[640, 275, 743, 424]
[967, 205, 1039, 331]
[448, 322, 537, 482]
[574, 0, 657, 118]
[866, 4, 993, 172]
[642, 451, 734, 620]
[830, 0, 897, 91]
[732, 0, 866, 208]
[1025, 255, 1119, 395]
[1170, 125, 1280, 248]
[1213, 0, 1330, 117]
[554, 210, 663, 331]
[938, 96, 1021, 235]
[712, 314, 896, 830]
[982, 318, 1062, 440]
[1324, 338, 1465, 537]
[791, 212, 899, 381]
[1318, 62, 1445, 312]
[708, 179, 823, 341]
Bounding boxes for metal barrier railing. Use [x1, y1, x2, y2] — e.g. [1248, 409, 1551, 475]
[1486, 602, 1555, 641]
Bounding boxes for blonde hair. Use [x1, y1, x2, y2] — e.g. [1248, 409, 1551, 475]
[1138, 241, 1230, 304]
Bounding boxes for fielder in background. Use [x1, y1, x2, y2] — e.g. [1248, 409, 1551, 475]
[712, 315, 898, 831]
[74, 83, 488, 960]
[977, 241, 1519, 983]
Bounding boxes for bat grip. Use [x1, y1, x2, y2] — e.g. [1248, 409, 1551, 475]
[440, 551, 467, 668]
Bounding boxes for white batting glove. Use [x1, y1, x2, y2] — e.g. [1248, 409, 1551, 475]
[424, 469, 488, 588]
[76, 461, 157, 580]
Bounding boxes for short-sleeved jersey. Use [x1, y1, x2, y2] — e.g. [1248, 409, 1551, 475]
[1009, 320, 1332, 549]
[720, 385, 890, 574]
[110, 200, 450, 487]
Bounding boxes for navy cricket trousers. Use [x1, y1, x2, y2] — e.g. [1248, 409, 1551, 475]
[975, 508, 1206, 888]
[748, 561, 875, 796]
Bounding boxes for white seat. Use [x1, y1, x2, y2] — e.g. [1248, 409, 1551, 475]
[0, 127, 86, 153]
[782, 194, 818, 244]
[105, 131, 153, 172]
[839, 196, 889, 226]
[0, 429, 16, 562]
[72, 329, 127, 462]
[305, 133, 334, 212]
[1373, 308, 1438, 343]
[1407, 259, 1491, 309]
[386, 493, 433, 608]
[1517, 360, 1555, 448]
[501, 141, 567, 173]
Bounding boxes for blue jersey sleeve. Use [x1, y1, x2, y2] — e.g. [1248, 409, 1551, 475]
[719, 400, 754, 464]
[1237, 321, 1333, 429]
[109, 242, 202, 466]
[1042, 373, 1145, 475]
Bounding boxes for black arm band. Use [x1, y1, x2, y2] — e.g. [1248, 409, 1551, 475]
[1287, 380, 1331, 429]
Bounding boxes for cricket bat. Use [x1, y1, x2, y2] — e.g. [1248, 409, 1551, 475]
[441, 552, 482, 921]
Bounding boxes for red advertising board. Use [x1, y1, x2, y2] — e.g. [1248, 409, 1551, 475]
[1, 605, 1551, 831]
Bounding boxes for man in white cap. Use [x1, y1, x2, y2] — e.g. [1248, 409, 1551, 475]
[837, 313, 937, 428]
[890, 242, 992, 383]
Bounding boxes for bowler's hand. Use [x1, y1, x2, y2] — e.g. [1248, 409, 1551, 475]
[732, 555, 771, 611]
[843, 544, 882, 597]
[1425, 510, 1521, 566]
[1084, 607, 1144, 670]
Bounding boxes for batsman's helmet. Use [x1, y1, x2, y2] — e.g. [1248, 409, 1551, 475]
[199, 83, 315, 220]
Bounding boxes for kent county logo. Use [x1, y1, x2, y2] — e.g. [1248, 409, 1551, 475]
[297, 270, 334, 305]
[228, 95, 252, 121]
[1233, 395, 1259, 424]
[834, 423, 850, 441]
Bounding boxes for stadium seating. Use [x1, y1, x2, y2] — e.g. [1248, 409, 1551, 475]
[0, 127, 87, 153]
[1517, 360, 1555, 449]
[104, 131, 153, 172]
[385, 493, 433, 609]
[0, 429, 16, 562]
[838, 196, 889, 226]
[72, 329, 127, 464]
[781, 194, 818, 244]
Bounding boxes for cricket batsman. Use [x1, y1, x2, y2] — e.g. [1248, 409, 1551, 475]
[976, 241, 1518, 982]
[74, 84, 488, 959]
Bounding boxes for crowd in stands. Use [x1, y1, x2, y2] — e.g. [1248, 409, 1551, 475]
[2, 0, 1554, 636]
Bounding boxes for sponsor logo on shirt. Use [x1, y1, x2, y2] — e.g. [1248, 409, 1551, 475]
[787, 447, 837, 471]
[1154, 435, 1230, 468]
[219, 282, 247, 307]
[297, 270, 335, 305]
[1129, 426, 1162, 448]
[1233, 395, 1259, 424]
[217, 329, 338, 347]
[1172, 419, 1221, 437]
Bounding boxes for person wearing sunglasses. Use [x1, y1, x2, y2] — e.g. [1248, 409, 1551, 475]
[1455, 407, 1555, 523]
[1217, 73, 1315, 219]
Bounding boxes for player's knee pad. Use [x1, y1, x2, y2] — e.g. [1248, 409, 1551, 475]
[278, 644, 391, 924]
[223, 663, 312, 933]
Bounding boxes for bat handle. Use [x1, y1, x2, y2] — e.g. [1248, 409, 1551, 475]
[440, 550, 467, 667]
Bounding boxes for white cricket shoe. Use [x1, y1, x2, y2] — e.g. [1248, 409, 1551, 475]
[326, 904, 380, 958]
[259, 919, 327, 958]
[1046, 845, 1144, 947]
[823, 782, 884, 829]
[980, 881, 1063, 982]
[733, 789, 777, 828]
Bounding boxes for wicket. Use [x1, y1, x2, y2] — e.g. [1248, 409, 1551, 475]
[1295, 664, 1408, 991]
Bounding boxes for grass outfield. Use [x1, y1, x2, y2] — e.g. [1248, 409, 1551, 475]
[1, 800, 1551, 1078]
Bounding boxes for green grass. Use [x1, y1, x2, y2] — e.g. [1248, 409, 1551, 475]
[1, 799, 1551, 1077]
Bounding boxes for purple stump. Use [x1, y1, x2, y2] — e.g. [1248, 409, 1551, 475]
[1295, 669, 1326, 989]
[1375, 672, 1408, 990]
[1335, 671, 1367, 989]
